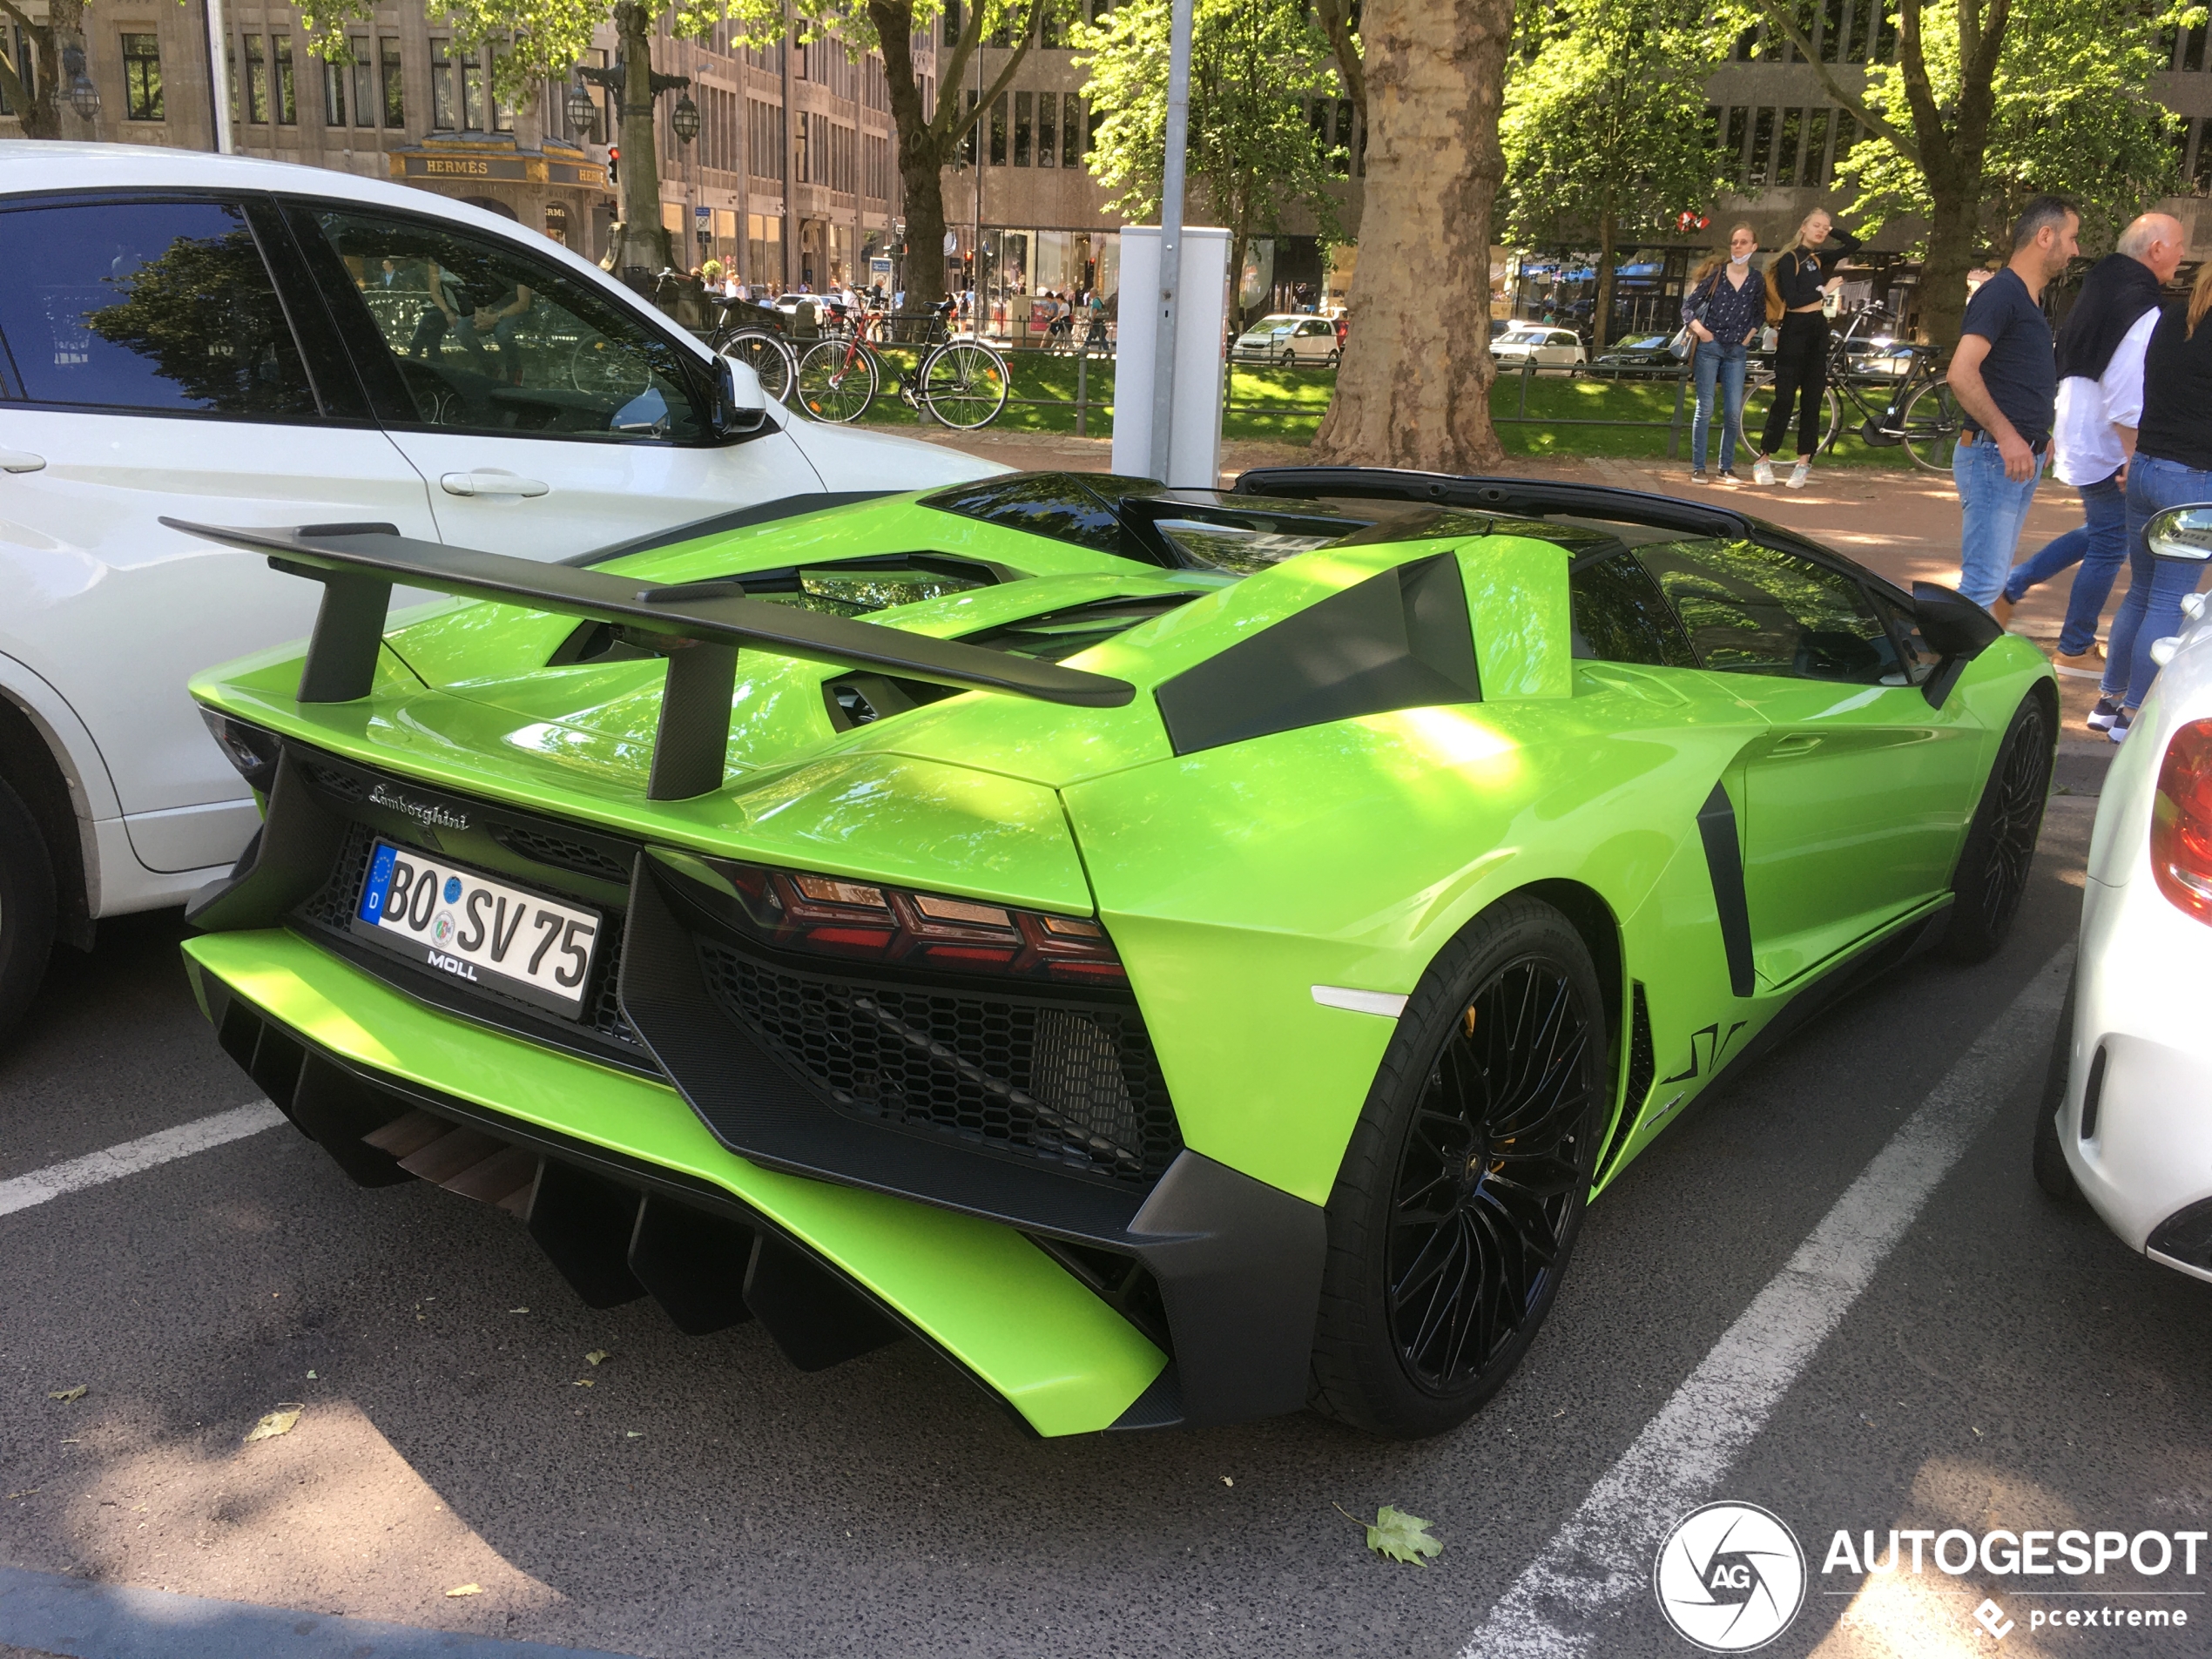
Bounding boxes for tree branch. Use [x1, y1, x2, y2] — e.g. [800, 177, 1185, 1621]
[1749, 0, 1919, 165]
[1893, 0, 1952, 171]
[1312, 0, 1364, 122]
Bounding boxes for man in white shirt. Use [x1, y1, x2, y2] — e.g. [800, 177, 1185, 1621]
[1995, 212, 2183, 675]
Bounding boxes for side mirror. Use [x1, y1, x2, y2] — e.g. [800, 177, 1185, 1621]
[1912, 580, 2003, 661]
[715, 354, 770, 439]
[2148, 503, 2212, 563]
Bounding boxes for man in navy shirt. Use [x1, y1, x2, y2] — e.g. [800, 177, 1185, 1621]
[1946, 195, 2080, 607]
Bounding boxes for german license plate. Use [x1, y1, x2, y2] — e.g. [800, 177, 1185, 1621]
[351, 840, 602, 1018]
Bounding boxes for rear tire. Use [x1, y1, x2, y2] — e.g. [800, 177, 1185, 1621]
[1309, 898, 1608, 1439]
[1901, 380, 1963, 472]
[2033, 969, 2084, 1200]
[0, 774, 56, 1047]
[1940, 692, 2054, 962]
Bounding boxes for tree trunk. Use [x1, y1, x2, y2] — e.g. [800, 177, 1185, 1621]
[1312, 0, 1510, 471]
[872, 0, 950, 305]
[0, 0, 77, 139]
[613, 1, 671, 275]
[1591, 206, 1617, 354]
[1915, 168, 1979, 357]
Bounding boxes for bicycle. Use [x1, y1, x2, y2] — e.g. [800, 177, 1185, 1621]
[703, 296, 798, 405]
[795, 300, 1011, 429]
[1811, 303, 1960, 472]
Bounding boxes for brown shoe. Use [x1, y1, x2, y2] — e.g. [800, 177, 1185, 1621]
[2052, 647, 2103, 680]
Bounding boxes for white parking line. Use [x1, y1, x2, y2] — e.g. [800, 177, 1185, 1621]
[0, 1100, 286, 1220]
[1462, 945, 2074, 1658]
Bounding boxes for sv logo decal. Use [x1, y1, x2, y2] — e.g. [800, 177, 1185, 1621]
[1661, 1020, 1747, 1086]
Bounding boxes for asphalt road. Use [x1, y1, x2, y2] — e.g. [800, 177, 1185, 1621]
[5, 745, 2209, 1659]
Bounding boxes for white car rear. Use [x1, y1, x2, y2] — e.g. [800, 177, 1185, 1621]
[2041, 504, 2212, 1277]
[0, 143, 1001, 1038]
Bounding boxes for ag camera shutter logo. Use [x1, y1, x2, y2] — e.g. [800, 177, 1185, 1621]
[1654, 1501, 1808, 1652]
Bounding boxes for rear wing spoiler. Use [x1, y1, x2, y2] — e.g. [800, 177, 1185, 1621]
[162, 518, 1134, 801]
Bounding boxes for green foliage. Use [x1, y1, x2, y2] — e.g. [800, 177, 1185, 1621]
[1074, 0, 1344, 246]
[1819, 0, 2181, 257]
[1499, 0, 1728, 248]
[1364, 1505, 1444, 1566]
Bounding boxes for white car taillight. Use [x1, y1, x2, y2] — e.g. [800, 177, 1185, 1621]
[2153, 718, 2212, 921]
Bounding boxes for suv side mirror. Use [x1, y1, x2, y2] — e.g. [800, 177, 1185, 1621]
[1912, 580, 2003, 660]
[2147, 503, 2212, 563]
[714, 354, 770, 440]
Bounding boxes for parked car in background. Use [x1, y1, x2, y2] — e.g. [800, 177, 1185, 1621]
[0, 141, 1001, 1042]
[1491, 325, 1588, 374]
[2037, 502, 2212, 1285]
[1230, 314, 1343, 367]
[1588, 333, 1685, 380]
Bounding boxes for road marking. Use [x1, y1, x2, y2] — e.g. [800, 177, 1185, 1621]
[0, 1100, 286, 1220]
[1462, 945, 2074, 1658]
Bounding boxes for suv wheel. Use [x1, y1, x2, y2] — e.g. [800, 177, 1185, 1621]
[0, 774, 56, 1045]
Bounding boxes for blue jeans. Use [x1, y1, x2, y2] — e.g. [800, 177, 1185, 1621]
[2103, 454, 2212, 709]
[1953, 435, 2044, 609]
[2000, 468, 2128, 655]
[1691, 340, 1747, 473]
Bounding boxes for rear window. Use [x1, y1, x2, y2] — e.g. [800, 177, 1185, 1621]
[922, 473, 1136, 555]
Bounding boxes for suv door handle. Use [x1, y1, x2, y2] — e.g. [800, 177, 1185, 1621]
[0, 449, 45, 473]
[440, 469, 549, 498]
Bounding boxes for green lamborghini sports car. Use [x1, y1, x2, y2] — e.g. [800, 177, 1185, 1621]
[171, 467, 2055, 1440]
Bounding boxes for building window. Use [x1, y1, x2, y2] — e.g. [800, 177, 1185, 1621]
[1725, 105, 1748, 179]
[1037, 89, 1055, 166]
[546, 201, 570, 246]
[0, 24, 30, 115]
[962, 87, 978, 165]
[491, 49, 513, 132]
[795, 110, 811, 182]
[348, 37, 371, 125]
[942, 2, 961, 46]
[2188, 22, 2208, 72]
[1749, 106, 1775, 187]
[430, 39, 455, 129]
[1014, 90, 1031, 165]
[1819, 0, 1846, 61]
[462, 46, 485, 130]
[1832, 111, 1858, 177]
[989, 91, 1007, 165]
[1804, 108, 1831, 185]
[274, 35, 296, 125]
[122, 32, 163, 120]
[1775, 107, 1803, 186]
[243, 34, 268, 123]
[380, 37, 403, 125]
[324, 57, 346, 126]
[1064, 92, 1082, 166]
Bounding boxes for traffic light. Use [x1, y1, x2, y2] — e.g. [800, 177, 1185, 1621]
[609, 144, 620, 185]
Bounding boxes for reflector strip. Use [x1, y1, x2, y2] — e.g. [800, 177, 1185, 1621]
[1310, 985, 1408, 1019]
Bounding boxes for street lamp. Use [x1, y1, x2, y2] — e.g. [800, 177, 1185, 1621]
[671, 91, 700, 145]
[565, 80, 597, 139]
[61, 44, 99, 122]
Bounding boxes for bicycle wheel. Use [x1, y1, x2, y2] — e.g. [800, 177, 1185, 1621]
[720, 329, 796, 404]
[1817, 384, 1844, 455]
[795, 339, 878, 422]
[1899, 379, 1963, 472]
[921, 341, 1009, 429]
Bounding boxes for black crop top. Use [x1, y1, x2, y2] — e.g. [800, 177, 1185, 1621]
[1766, 228, 1862, 312]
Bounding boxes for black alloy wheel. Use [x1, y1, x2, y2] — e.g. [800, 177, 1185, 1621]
[1388, 956, 1596, 1389]
[1941, 692, 2054, 962]
[1311, 898, 1608, 1438]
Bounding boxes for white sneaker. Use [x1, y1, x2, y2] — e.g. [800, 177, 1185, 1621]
[1787, 459, 1811, 489]
[1752, 457, 1774, 486]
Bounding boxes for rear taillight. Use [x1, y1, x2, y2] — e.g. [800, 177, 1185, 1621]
[2151, 718, 2212, 921]
[711, 860, 1126, 984]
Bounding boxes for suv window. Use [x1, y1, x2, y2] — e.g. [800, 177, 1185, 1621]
[1634, 539, 1898, 683]
[305, 207, 707, 442]
[0, 199, 318, 417]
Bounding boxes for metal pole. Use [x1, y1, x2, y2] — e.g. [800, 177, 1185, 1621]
[972, 38, 982, 334]
[204, 0, 233, 153]
[1147, 0, 1193, 483]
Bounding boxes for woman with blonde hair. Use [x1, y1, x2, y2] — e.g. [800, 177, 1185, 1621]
[2090, 259, 2212, 744]
[1681, 222, 1762, 483]
[1751, 207, 1862, 488]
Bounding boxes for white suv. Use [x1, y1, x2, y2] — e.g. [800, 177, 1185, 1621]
[0, 143, 1002, 1038]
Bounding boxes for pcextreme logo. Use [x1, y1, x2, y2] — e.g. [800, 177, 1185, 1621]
[1654, 1502, 1808, 1652]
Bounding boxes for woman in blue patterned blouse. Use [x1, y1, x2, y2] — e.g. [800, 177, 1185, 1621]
[1682, 223, 1764, 484]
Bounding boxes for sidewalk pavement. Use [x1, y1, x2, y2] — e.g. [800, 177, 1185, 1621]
[902, 428, 2124, 736]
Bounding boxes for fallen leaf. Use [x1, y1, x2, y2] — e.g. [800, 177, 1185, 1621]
[1221, 1476, 1234, 1487]
[573, 1379, 595, 1388]
[5, 1490, 37, 1501]
[306, 1370, 318, 1380]
[1360, 1505, 1443, 1567]
[243, 1404, 305, 1443]
[445, 1583, 483, 1598]
[47, 1386, 87, 1402]
[508, 1307, 529, 1314]
[585, 1350, 610, 1366]
[625, 1431, 644, 1439]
